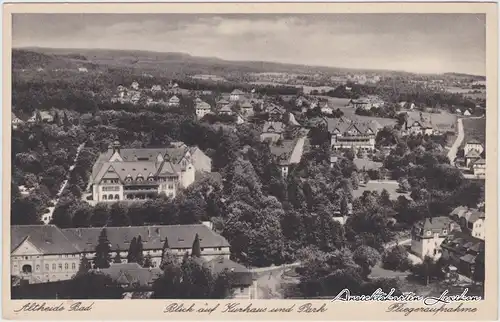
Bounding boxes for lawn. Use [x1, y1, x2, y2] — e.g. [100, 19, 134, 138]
[462, 117, 486, 147]
[353, 180, 412, 200]
[406, 110, 457, 133]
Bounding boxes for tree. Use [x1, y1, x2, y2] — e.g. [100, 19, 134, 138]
[397, 177, 411, 192]
[113, 250, 122, 264]
[382, 246, 411, 271]
[353, 245, 381, 278]
[144, 253, 153, 268]
[94, 228, 112, 269]
[136, 235, 144, 266]
[191, 233, 202, 257]
[77, 255, 91, 276]
[473, 251, 485, 285]
[63, 272, 123, 299]
[127, 237, 138, 263]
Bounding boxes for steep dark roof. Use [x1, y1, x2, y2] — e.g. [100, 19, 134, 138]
[99, 263, 162, 286]
[62, 224, 230, 252]
[207, 256, 253, 286]
[11, 225, 81, 254]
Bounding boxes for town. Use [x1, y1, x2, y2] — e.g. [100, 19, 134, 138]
[11, 28, 486, 299]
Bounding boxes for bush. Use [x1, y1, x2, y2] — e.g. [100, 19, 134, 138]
[382, 246, 411, 272]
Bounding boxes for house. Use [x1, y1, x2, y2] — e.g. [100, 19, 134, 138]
[230, 89, 246, 101]
[88, 141, 211, 203]
[269, 137, 306, 177]
[27, 110, 54, 124]
[195, 100, 212, 119]
[402, 113, 433, 136]
[320, 102, 333, 115]
[449, 206, 485, 240]
[11, 224, 231, 284]
[206, 256, 253, 299]
[472, 159, 486, 177]
[464, 139, 484, 156]
[218, 103, 234, 116]
[78, 67, 88, 73]
[327, 117, 380, 152]
[440, 231, 485, 278]
[239, 100, 254, 116]
[260, 121, 285, 143]
[131, 81, 140, 91]
[266, 103, 286, 121]
[216, 99, 230, 110]
[411, 216, 457, 259]
[464, 148, 482, 168]
[151, 85, 162, 92]
[12, 112, 24, 129]
[168, 95, 180, 107]
[99, 263, 162, 290]
[463, 109, 472, 116]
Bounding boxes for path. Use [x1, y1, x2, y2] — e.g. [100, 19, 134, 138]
[289, 136, 306, 164]
[249, 262, 301, 299]
[447, 118, 464, 165]
[42, 142, 86, 224]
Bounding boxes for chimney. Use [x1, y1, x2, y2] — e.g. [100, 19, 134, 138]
[112, 140, 121, 154]
[202, 221, 213, 231]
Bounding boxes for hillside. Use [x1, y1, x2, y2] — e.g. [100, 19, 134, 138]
[13, 47, 414, 78]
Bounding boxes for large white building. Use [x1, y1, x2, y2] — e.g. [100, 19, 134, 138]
[89, 141, 211, 203]
[327, 117, 381, 152]
[411, 216, 457, 259]
[11, 224, 231, 284]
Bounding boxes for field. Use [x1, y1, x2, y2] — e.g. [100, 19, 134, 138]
[406, 110, 457, 133]
[462, 117, 486, 146]
[250, 81, 336, 94]
[352, 180, 412, 200]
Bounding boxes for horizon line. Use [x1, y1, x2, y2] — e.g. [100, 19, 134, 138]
[13, 45, 486, 78]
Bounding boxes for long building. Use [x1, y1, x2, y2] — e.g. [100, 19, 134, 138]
[326, 117, 382, 152]
[11, 223, 231, 284]
[89, 141, 211, 204]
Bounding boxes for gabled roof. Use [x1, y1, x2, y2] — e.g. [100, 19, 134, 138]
[100, 263, 162, 286]
[207, 256, 253, 286]
[240, 100, 253, 109]
[11, 225, 81, 254]
[465, 149, 481, 158]
[62, 224, 230, 253]
[231, 89, 245, 95]
[195, 101, 211, 110]
[262, 121, 285, 134]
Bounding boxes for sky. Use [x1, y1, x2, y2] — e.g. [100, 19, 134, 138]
[12, 13, 486, 75]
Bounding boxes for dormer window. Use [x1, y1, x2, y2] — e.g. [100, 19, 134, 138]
[148, 176, 155, 182]
[442, 230, 447, 234]
[125, 175, 132, 183]
[426, 231, 431, 236]
[137, 176, 144, 182]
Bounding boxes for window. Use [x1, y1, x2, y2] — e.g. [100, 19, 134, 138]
[115, 194, 120, 200]
[52, 264, 56, 270]
[148, 177, 154, 182]
[58, 264, 62, 271]
[72, 263, 76, 270]
[426, 231, 431, 236]
[168, 184, 174, 189]
[45, 264, 49, 271]
[442, 230, 447, 234]
[108, 194, 113, 200]
[103, 195, 107, 200]
[24, 256, 29, 260]
[125, 177, 132, 183]
[36, 265, 40, 271]
[65, 263, 69, 270]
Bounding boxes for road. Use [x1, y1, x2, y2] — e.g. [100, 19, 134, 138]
[447, 118, 464, 165]
[249, 262, 301, 299]
[383, 238, 411, 250]
[42, 142, 86, 224]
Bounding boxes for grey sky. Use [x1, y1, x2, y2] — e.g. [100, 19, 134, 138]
[12, 13, 486, 75]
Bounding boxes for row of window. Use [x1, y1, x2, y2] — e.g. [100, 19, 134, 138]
[102, 179, 120, 184]
[103, 194, 120, 200]
[102, 186, 120, 192]
[14, 263, 77, 272]
[14, 255, 77, 260]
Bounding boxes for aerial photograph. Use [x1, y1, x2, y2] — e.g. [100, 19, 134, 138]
[10, 13, 486, 300]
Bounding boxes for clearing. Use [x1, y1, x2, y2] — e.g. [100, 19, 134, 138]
[353, 180, 412, 200]
[462, 117, 486, 147]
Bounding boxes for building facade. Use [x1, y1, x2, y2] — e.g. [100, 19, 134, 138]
[327, 117, 380, 152]
[411, 217, 457, 259]
[11, 224, 231, 284]
[89, 141, 211, 203]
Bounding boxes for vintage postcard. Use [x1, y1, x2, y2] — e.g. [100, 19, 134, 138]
[2, 2, 498, 321]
